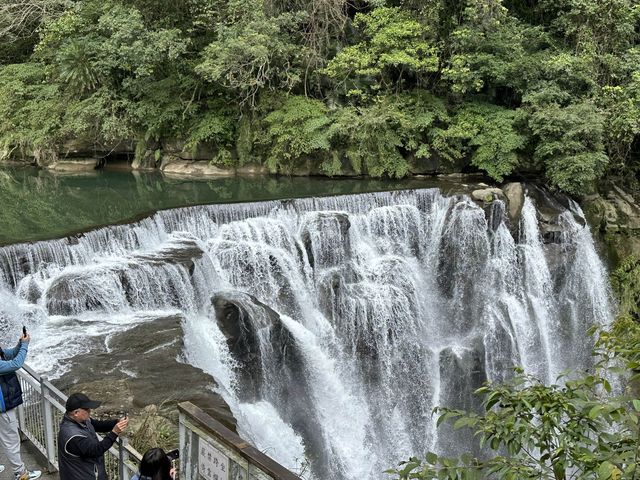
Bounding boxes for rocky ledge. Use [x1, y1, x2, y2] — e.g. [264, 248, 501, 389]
[582, 185, 640, 265]
[54, 314, 236, 431]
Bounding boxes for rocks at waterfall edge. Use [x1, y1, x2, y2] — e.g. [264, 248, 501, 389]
[55, 314, 236, 431]
[45, 233, 204, 315]
[299, 211, 351, 270]
[210, 291, 333, 479]
[503, 182, 525, 229]
[582, 185, 640, 265]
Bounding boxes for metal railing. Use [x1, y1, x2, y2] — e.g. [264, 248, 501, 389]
[16, 364, 142, 478]
[14, 365, 301, 480]
[178, 402, 301, 480]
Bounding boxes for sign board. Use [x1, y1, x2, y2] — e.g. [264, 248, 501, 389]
[198, 438, 230, 480]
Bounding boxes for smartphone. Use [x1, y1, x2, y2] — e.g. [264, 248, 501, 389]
[22, 326, 26, 336]
[166, 449, 179, 461]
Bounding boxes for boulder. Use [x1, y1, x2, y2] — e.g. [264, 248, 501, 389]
[160, 159, 235, 177]
[502, 182, 525, 227]
[46, 159, 98, 172]
[471, 187, 503, 203]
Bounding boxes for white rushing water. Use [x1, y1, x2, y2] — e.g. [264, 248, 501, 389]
[0, 188, 612, 479]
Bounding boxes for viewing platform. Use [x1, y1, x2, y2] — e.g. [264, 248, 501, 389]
[0, 441, 56, 480]
[11, 364, 301, 480]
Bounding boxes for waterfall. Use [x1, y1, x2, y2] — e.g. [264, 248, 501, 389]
[0, 188, 612, 480]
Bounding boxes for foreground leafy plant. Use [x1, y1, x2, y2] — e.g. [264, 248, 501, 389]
[386, 327, 640, 480]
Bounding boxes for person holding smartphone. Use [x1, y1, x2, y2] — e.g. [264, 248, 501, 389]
[58, 392, 129, 480]
[0, 327, 42, 480]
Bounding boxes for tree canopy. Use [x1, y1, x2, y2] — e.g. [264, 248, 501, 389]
[0, 0, 639, 194]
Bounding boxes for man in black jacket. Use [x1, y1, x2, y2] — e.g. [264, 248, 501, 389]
[58, 392, 129, 480]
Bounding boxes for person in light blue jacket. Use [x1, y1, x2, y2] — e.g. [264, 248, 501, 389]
[0, 332, 42, 480]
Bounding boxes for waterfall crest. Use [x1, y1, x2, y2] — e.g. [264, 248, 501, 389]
[0, 188, 612, 480]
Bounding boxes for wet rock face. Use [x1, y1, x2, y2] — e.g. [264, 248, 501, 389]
[525, 184, 584, 244]
[133, 233, 203, 271]
[212, 292, 270, 401]
[436, 341, 487, 458]
[299, 212, 351, 270]
[45, 270, 117, 315]
[18, 276, 43, 304]
[484, 199, 507, 233]
[211, 291, 304, 400]
[581, 185, 640, 264]
[55, 314, 236, 431]
[315, 266, 359, 327]
[45, 234, 203, 316]
[210, 291, 329, 476]
[437, 200, 489, 302]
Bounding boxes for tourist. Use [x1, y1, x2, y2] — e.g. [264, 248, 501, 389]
[131, 448, 177, 480]
[0, 331, 42, 480]
[58, 392, 129, 480]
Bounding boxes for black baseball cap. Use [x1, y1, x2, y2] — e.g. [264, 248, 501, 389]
[66, 393, 101, 412]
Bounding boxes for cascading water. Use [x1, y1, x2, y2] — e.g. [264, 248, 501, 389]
[0, 188, 612, 480]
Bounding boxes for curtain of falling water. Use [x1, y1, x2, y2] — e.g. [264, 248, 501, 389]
[0, 189, 612, 480]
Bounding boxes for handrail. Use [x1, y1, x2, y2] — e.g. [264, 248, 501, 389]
[15, 364, 142, 478]
[15, 365, 301, 480]
[178, 402, 301, 480]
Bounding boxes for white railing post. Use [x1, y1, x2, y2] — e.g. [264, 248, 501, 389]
[40, 377, 57, 468]
[178, 413, 193, 479]
[16, 399, 26, 433]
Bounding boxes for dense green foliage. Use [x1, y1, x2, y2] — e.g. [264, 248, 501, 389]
[610, 255, 640, 324]
[0, 0, 639, 193]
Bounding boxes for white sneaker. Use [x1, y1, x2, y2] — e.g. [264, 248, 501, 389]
[15, 470, 42, 480]
[0, 465, 5, 473]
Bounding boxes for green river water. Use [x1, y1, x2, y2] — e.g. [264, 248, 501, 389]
[0, 167, 469, 245]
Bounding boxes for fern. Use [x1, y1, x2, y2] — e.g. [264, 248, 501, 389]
[331, 93, 448, 178]
[435, 102, 525, 182]
[264, 95, 332, 174]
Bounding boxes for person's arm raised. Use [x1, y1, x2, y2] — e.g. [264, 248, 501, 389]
[65, 431, 118, 458]
[0, 335, 29, 374]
